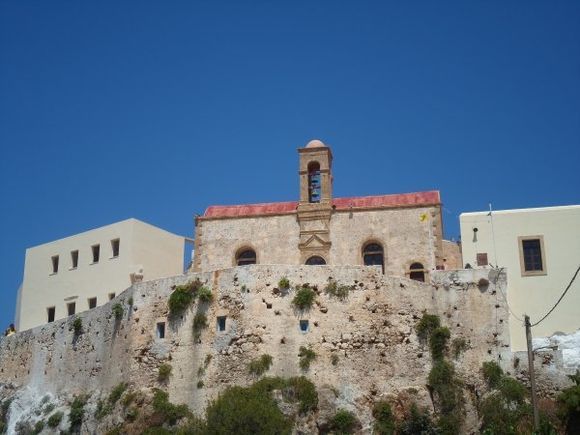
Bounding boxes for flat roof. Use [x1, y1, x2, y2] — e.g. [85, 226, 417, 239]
[460, 204, 580, 218]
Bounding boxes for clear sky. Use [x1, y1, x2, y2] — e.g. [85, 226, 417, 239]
[1, 1, 579, 330]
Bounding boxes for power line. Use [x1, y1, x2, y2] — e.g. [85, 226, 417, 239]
[531, 264, 580, 327]
[492, 266, 524, 323]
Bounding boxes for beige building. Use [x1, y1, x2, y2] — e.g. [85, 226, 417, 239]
[16, 218, 185, 331]
[193, 140, 461, 277]
[460, 205, 580, 351]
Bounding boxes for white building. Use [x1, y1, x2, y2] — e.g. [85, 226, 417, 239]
[460, 205, 580, 351]
[16, 218, 185, 331]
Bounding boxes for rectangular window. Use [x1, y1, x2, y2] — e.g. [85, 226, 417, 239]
[47, 307, 55, 323]
[111, 239, 120, 258]
[108, 293, 115, 301]
[67, 302, 76, 316]
[477, 253, 488, 267]
[518, 236, 547, 276]
[92, 244, 100, 263]
[88, 297, 97, 309]
[71, 250, 79, 269]
[156, 322, 166, 339]
[299, 320, 309, 332]
[51, 255, 59, 274]
[217, 316, 226, 332]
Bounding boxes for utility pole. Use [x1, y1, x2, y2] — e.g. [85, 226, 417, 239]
[525, 314, 540, 430]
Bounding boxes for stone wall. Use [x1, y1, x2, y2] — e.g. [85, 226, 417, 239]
[195, 205, 444, 277]
[0, 265, 517, 433]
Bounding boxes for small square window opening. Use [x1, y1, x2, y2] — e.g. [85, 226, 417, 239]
[108, 293, 115, 301]
[51, 255, 59, 274]
[47, 307, 55, 323]
[217, 316, 227, 332]
[477, 253, 488, 267]
[88, 297, 97, 309]
[92, 244, 100, 263]
[156, 322, 166, 339]
[299, 320, 309, 332]
[67, 302, 76, 316]
[111, 239, 120, 258]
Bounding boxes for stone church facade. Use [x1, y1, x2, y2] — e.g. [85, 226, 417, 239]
[192, 140, 461, 279]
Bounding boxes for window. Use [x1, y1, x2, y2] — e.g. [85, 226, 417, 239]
[71, 250, 79, 269]
[363, 242, 384, 273]
[88, 297, 97, 309]
[51, 255, 59, 274]
[217, 316, 227, 332]
[308, 162, 321, 203]
[47, 307, 55, 323]
[108, 293, 115, 301]
[236, 249, 256, 266]
[111, 239, 120, 258]
[409, 262, 426, 282]
[67, 302, 76, 316]
[299, 320, 309, 332]
[477, 253, 488, 267]
[519, 236, 547, 276]
[305, 256, 326, 265]
[92, 244, 100, 263]
[156, 322, 166, 339]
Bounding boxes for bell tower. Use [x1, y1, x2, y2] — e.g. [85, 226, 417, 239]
[297, 140, 333, 264]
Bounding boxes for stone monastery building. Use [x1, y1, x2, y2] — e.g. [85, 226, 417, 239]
[193, 140, 461, 278]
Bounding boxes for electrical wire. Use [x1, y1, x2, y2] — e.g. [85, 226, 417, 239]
[492, 266, 524, 324]
[531, 264, 580, 327]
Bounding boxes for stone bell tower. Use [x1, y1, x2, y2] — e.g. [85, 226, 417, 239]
[297, 139, 333, 264]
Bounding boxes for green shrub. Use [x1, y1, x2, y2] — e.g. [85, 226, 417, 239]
[128, 296, 134, 306]
[429, 327, 450, 360]
[282, 376, 318, 413]
[399, 404, 437, 435]
[324, 280, 350, 301]
[482, 361, 504, 389]
[416, 313, 440, 341]
[112, 303, 124, 320]
[43, 402, 55, 415]
[158, 363, 172, 382]
[95, 399, 112, 420]
[197, 380, 204, 389]
[168, 286, 195, 314]
[248, 354, 273, 376]
[298, 346, 316, 370]
[292, 286, 316, 310]
[69, 395, 87, 430]
[197, 286, 213, 303]
[33, 420, 45, 434]
[331, 354, 339, 366]
[121, 391, 138, 407]
[330, 409, 358, 434]
[193, 312, 208, 338]
[205, 383, 292, 434]
[480, 392, 529, 435]
[73, 317, 83, 335]
[278, 277, 290, 289]
[372, 401, 396, 435]
[558, 370, 580, 432]
[152, 389, 191, 425]
[428, 360, 462, 433]
[47, 411, 63, 428]
[451, 337, 468, 359]
[108, 382, 127, 404]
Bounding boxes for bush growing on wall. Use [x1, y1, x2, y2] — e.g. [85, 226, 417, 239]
[292, 286, 315, 310]
[324, 280, 351, 301]
[429, 327, 450, 360]
[330, 409, 358, 434]
[193, 313, 208, 339]
[158, 363, 172, 382]
[47, 411, 63, 428]
[112, 303, 124, 320]
[248, 354, 273, 376]
[298, 346, 316, 370]
[372, 401, 396, 435]
[415, 313, 440, 341]
[73, 317, 83, 335]
[278, 277, 290, 289]
[197, 286, 213, 303]
[558, 370, 580, 432]
[69, 395, 87, 431]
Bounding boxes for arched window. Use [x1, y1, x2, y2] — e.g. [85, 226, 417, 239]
[409, 262, 426, 282]
[308, 162, 321, 203]
[236, 249, 256, 266]
[305, 256, 326, 265]
[363, 242, 384, 273]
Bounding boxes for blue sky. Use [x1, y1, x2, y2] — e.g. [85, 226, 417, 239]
[1, 1, 579, 329]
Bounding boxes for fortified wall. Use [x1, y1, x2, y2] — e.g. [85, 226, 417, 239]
[0, 265, 512, 433]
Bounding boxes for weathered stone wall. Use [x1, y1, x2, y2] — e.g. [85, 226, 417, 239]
[0, 265, 514, 433]
[441, 239, 462, 270]
[195, 205, 444, 277]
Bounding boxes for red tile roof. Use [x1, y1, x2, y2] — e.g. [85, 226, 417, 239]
[202, 191, 440, 219]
